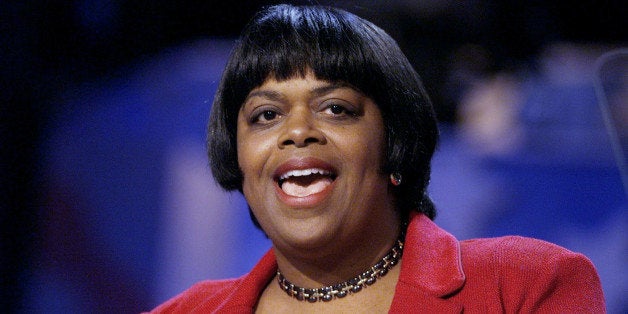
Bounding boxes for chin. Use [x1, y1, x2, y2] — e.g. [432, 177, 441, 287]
[268, 216, 341, 250]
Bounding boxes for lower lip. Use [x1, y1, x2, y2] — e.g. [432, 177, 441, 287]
[274, 179, 335, 208]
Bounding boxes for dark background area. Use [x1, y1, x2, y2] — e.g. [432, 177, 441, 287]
[1, 0, 626, 312]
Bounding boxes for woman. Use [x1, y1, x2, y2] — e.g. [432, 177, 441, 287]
[150, 4, 605, 313]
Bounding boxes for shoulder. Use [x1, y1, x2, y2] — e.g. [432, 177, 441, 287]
[459, 235, 597, 272]
[461, 235, 579, 261]
[458, 236, 605, 312]
[147, 249, 278, 313]
[459, 235, 598, 284]
[147, 278, 242, 313]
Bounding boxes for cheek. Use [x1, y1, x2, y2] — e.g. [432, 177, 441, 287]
[365, 139, 386, 175]
[237, 133, 274, 179]
[360, 121, 387, 168]
[236, 120, 255, 177]
[236, 140, 255, 179]
[237, 136, 273, 214]
[237, 140, 258, 206]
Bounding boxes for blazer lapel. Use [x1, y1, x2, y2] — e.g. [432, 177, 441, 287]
[390, 212, 465, 313]
[208, 250, 278, 313]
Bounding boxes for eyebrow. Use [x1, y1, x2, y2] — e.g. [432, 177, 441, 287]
[245, 90, 284, 102]
[244, 82, 354, 103]
[310, 82, 353, 97]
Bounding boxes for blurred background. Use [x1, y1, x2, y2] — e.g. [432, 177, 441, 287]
[1, 0, 626, 313]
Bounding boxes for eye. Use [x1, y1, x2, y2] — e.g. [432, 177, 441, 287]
[321, 100, 357, 118]
[328, 104, 346, 115]
[251, 109, 281, 124]
[261, 110, 277, 121]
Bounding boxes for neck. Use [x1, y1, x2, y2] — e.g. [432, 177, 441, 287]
[277, 229, 404, 302]
[272, 215, 402, 289]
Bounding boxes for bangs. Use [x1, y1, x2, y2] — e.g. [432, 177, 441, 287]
[223, 5, 382, 106]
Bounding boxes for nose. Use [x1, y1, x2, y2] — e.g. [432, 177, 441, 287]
[278, 108, 326, 148]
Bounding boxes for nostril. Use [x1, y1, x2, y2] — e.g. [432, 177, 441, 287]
[282, 139, 296, 147]
[280, 136, 320, 148]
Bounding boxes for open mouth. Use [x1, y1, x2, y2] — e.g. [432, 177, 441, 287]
[277, 168, 336, 197]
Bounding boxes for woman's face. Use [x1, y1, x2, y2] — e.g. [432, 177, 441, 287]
[237, 72, 397, 252]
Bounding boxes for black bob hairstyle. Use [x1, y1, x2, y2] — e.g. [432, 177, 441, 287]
[208, 4, 439, 224]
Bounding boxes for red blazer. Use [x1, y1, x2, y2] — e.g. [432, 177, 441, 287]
[149, 213, 606, 313]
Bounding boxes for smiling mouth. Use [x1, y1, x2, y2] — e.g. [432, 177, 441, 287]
[277, 168, 336, 197]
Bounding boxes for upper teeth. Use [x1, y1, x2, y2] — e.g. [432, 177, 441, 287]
[279, 168, 331, 181]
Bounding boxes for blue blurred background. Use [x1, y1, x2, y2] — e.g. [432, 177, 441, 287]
[2, 1, 626, 313]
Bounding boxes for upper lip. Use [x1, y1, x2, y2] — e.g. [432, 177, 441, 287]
[273, 157, 338, 183]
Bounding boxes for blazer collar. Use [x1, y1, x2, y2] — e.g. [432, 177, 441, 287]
[390, 212, 465, 312]
[215, 212, 466, 312]
[401, 212, 466, 295]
